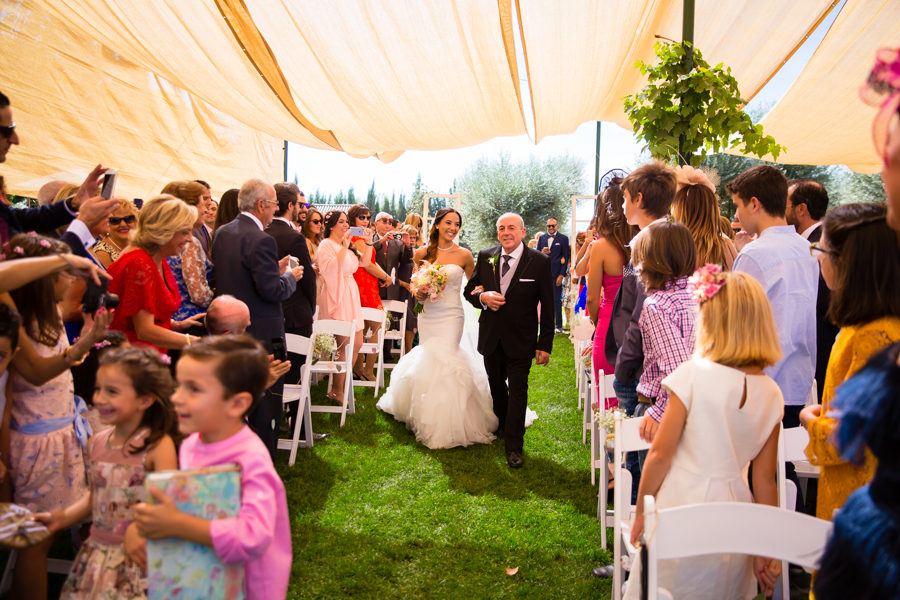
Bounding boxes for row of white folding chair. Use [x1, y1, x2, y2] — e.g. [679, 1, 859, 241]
[308, 319, 356, 423]
[381, 299, 408, 379]
[353, 308, 386, 395]
[641, 496, 832, 600]
[589, 371, 617, 488]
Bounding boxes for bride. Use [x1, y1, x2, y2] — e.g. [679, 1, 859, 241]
[376, 208, 499, 449]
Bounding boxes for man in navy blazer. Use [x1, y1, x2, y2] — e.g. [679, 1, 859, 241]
[211, 179, 305, 457]
[536, 217, 570, 332]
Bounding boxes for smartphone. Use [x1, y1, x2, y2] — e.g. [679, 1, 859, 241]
[288, 256, 299, 269]
[271, 337, 287, 362]
[133, 198, 143, 210]
[100, 168, 118, 200]
[349, 226, 365, 237]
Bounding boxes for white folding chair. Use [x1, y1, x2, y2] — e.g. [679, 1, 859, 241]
[308, 319, 356, 426]
[612, 411, 652, 593]
[641, 496, 832, 600]
[0, 552, 72, 596]
[571, 320, 593, 413]
[590, 372, 617, 487]
[277, 333, 316, 465]
[354, 307, 386, 395]
[380, 299, 408, 385]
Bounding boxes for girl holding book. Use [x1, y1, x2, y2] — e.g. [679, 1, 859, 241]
[35, 347, 179, 599]
[133, 335, 292, 600]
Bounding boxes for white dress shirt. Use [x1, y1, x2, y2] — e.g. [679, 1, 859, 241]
[799, 220, 822, 241]
[499, 242, 525, 295]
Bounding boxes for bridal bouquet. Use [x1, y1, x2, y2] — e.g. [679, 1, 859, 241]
[410, 261, 449, 314]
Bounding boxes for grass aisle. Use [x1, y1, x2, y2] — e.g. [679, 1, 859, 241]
[277, 334, 613, 599]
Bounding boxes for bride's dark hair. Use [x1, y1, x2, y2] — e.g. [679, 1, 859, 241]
[421, 208, 462, 265]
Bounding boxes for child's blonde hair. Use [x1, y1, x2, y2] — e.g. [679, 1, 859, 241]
[694, 272, 782, 369]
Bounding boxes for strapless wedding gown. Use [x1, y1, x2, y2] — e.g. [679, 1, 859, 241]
[376, 264, 499, 449]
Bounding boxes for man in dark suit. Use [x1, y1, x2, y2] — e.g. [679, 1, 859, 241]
[465, 212, 555, 468]
[536, 217, 570, 332]
[0, 91, 118, 253]
[786, 180, 837, 402]
[211, 178, 305, 457]
[266, 183, 316, 427]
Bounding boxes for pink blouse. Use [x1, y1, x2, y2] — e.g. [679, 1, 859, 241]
[179, 426, 291, 600]
[316, 238, 364, 331]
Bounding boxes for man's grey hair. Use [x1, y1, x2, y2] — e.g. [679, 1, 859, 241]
[496, 212, 525, 229]
[238, 178, 273, 212]
[204, 295, 247, 335]
[375, 211, 392, 222]
[37, 181, 69, 206]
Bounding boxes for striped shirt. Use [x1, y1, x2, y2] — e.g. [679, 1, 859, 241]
[637, 277, 697, 422]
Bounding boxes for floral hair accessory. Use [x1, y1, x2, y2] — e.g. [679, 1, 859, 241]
[675, 165, 719, 194]
[159, 354, 172, 365]
[687, 263, 727, 304]
[12, 246, 24, 255]
[39, 239, 51, 249]
[860, 47, 900, 160]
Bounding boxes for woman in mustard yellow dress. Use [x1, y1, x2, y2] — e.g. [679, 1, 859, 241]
[801, 202, 900, 521]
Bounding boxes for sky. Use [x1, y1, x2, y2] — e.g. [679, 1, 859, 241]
[287, 1, 843, 202]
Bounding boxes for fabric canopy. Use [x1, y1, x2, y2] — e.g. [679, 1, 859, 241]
[1, 1, 284, 200]
[2, 0, 892, 197]
[758, 0, 900, 174]
[516, 0, 838, 142]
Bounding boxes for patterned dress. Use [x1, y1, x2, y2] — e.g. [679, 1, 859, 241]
[9, 330, 89, 513]
[94, 238, 124, 264]
[350, 236, 383, 311]
[167, 236, 214, 320]
[61, 428, 151, 600]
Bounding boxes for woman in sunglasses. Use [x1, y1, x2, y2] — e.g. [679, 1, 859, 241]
[94, 199, 138, 267]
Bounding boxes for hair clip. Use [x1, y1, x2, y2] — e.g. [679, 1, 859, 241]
[687, 263, 727, 304]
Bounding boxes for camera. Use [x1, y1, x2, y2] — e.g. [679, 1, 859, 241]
[82, 278, 120, 314]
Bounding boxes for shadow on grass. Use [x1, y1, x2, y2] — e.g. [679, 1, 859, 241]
[291, 523, 611, 600]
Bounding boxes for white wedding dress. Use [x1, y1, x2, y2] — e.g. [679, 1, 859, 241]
[376, 264, 500, 449]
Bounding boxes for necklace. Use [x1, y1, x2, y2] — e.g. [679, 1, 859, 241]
[437, 242, 456, 251]
[105, 235, 124, 252]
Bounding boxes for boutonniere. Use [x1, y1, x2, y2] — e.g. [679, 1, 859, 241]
[488, 254, 499, 270]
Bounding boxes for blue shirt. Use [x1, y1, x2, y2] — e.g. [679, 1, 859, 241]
[734, 225, 819, 406]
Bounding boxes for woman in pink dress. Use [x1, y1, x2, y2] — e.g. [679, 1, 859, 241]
[317, 210, 373, 405]
[586, 177, 638, 409]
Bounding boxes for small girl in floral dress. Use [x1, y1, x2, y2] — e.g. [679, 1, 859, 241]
[36, 347, 179, 599]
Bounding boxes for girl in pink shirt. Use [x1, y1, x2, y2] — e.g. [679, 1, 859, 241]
[133, 335, 292, 600]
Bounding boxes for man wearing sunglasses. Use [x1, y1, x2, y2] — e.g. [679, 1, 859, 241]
[291, 190, 309, 229]
[536, 217, 570, 333]
[0, 91, 119, 257]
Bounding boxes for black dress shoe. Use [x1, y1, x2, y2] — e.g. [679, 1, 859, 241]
[592, 565, 614, 578]
[506, 451, 523, 468]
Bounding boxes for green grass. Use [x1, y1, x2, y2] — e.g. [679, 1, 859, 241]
[276, 334, 613, 599]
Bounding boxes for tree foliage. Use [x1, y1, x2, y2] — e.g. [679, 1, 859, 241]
[624, 42, 784, 166]
[455, 152, 585, 252]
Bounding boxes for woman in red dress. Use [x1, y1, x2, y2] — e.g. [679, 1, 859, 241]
[347, 204, 390, 381]
[107, 195, 206, 354]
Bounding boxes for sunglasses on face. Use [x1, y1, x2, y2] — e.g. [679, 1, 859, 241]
[310, 218, 322, 225]
[108, 215, 136, 225]
[0, 122, 15, 140]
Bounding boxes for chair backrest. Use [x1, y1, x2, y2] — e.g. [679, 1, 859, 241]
[283, 334, 315, 402]
[312, 319, 357, 338]
[382, 299, 407, 314]
[782, 426, 811, 463]
[643, 495, 832, 600]
[613, 412, 651, 523]
[360, 307, 385, 322]
[285, 333, 312, 356]
[615, 412, 650, 454]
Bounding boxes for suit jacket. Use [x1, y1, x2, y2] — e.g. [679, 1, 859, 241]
[464, 243, 555, 361]
[193, 225, 211, 258]
[807, 225, 840, 399]
[211, 214, 296, 351]
[1, 199, 91, 257]
[265, 218, 316, 331]
[373, 233, 412, 301]
[604, 260, 646, 383]
[536, 232, 570, 279]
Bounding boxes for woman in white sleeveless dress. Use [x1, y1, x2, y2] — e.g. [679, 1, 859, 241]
[376, 208, 499, 449]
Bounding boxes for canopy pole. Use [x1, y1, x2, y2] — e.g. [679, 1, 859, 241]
[678, 0, 695, 166]
[283, 140, 289, 182]
[594, 121, 601, 195]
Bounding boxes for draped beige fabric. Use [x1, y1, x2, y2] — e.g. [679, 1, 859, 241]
[516, 0, 838, 142]
[2, 0, 891, 196]
[0, 0, 284, 200]
[758, 0, 900, 174]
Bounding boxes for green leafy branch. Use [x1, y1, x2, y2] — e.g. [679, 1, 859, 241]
[623, 42, 785, 166]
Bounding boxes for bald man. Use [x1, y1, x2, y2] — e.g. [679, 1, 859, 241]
[204, 295, 251, 336]
[37, 180, 69, 206]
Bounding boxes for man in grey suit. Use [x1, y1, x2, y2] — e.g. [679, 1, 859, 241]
[211, 179, 305, 457]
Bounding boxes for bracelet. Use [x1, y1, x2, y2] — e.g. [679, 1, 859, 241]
[365, 242, 374, 246]
[62, 346, 86, 367]
[185, 334, 192, 346]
